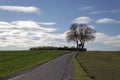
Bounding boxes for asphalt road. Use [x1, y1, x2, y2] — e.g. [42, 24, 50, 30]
[6, 52, 74, 80]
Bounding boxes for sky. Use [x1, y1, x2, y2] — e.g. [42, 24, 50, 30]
[0, 0, 120, 51]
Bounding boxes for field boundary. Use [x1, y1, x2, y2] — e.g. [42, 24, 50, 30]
[73, 52, 92, 80]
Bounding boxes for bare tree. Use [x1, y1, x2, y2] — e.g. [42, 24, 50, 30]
[66, 23, 95, 50]
[66, 23, 79, 49]
[78, 24, 95, 49]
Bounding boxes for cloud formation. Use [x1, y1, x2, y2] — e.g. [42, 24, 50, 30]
[88, 25, 94, 29]
[96, 18, 120, 24]
[39, 22, 56, 26]
[79, 6, 93, 11]
[95, 32, 120, 46]
[0, 6, 39, 13]
[90, 10, 120, 14]
[0, 20, 119, 50]
[0, 20, 66, 48]
[73, 16, 92, 24]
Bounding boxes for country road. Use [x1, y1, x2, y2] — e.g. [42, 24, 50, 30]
[4, 52, 75, 80]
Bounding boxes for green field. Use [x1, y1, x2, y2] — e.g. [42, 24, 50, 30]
[0, 50, 67, 79]
[76, 51, 120, 80]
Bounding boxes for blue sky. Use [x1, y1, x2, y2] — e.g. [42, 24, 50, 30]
[0, 0, 120, 50]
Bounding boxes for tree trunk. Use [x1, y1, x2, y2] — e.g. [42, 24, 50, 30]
[76, 41, 79, 50]
[81, 42, 85, 49]
[81, 44, 84, 49]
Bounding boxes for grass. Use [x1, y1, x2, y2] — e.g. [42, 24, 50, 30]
[76, 51, 120, 80]
[0, 50, 68, 79]
[72, 53, 92, 80]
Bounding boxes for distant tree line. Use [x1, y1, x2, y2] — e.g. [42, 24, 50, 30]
[29, 46, 86, 51]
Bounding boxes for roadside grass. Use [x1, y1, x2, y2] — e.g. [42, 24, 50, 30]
[76, 51, 120, 80]
[73, 53, 92, 80]
[0, 50, 68, 79]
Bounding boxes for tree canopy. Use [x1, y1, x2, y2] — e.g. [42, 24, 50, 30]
[66, 23, 95, 50]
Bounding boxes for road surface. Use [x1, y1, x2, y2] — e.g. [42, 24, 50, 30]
[4, 52, 75, 80]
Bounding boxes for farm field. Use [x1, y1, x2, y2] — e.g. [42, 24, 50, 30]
[0, 50, 67, 79]
[76, 51, 120, 80]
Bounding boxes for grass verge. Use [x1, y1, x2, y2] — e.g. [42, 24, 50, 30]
[0, 50, 68, 79]
[72, 52, 92, 80]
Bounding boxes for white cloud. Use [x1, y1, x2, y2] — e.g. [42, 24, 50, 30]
[95, 32, 120, 46]
[90, 10, 120, 14]
[79, 6, 93, 11]
[0, 21, 13, 28]
[0, 20, 67, 48]
[73, 16, 92, 24]
[39, 22, 56, 25]
[88, 25, 94, 29]
[0, 6, 39, 13]
[11, 21, 56, 32]
[96, 18, 120, 24]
